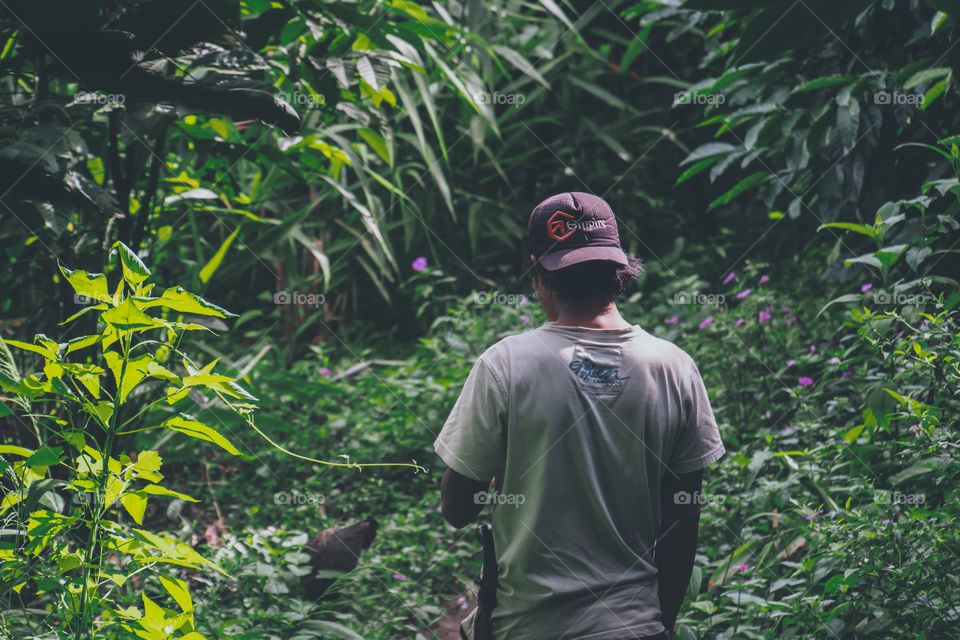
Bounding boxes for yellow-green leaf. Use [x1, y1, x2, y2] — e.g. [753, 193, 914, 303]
[162, 415, 242, 455]
[120, 491, 148, 525]
[101, 298, 161, 331]
[159, 575, 194, 613]
[113, 242, 151, 286]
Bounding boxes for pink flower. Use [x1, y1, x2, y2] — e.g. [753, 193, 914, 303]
[910, 423, 921, 431]
[920, 321, 930, 329]
[896, 331, 904, 338]
[666, 315, 679, 324]
[861, 283, 873, 293]
[699, 317, 713, 329]
[318, 367, 332, 375]
[734, 318, 745, 327]
[457, 595, 468, 610]
[841, 370, 853, 378]
[758, 310, 771, 323]
[759, 274, 770, 284]
[882, 519, 893, 524]
[392, 573, 407, 581]
[798, 377, 814, 387]
[786, 316, 796, 325]
[781, 427, 795, 436]
[736, 289, 751, 299]
[809, 345, 816, 353]
[786, 359, 796, 367]
[519, 314, 530, 324]
[732, 563, 750, 571]
[412, 256, 428, 272]
[723, 272, 735, 284]
[806, 508, 823, 520]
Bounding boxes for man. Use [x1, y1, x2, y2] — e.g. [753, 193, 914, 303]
[435, 192, 725, 639]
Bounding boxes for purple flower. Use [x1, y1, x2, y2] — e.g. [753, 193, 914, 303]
[806, 508, 823, 520]
[786, 316, 797, 325]
[920, 321, 930, 329]
[734, 318, 745, 328]
[392, 573, 407, 581]
[723, 272, 735, 285]
[759, 274, 770, 284]
[666, 315, 679, 324]
[896, 331, 904, 338]
[829, 357, 841, 365]
[841, 370, 853, 378]
[519, 314, 530, 324]
[809, 345, 816, 353]
[882, 519, 893, 524]
[861, 283, 873, 293]
[699, 317, 714, 329]
[520, 295, 529, 304]
[736, 289, 751, 299]
[411, 256, 428, 272]
[782, 306, 792, 313]
[732, 563, 750, 571]
[781, 427, 795, 436]
[318, 367, 332, 375]
[910, 423, 921, 431]
[758, 310, 771, 323]
[786, 359, 796, 367]
[798, 377, 814, 387]
[457, 595, 468, 610]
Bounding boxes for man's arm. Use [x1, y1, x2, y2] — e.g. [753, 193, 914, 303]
[655, 468, 703, 633]
[440, 467, 490, 528]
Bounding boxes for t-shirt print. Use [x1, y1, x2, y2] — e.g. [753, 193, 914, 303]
[568, 343, 629, 395]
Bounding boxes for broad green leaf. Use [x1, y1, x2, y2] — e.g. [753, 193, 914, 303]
[138, 287, 232, 318]
[162, 415, 242, 455]
[142, 484, 198, 501]
[112, 242, 151, 287]
[101, 298, 161, 331]
[103, 352, 153, 403]
[358, 128, 391, 164]
[60, 267, 112, 303]
[120, 492, 148, 525]
[820, 222, 876, 238]
[159, 575, 195, 613]
[26, 446, 62, 467]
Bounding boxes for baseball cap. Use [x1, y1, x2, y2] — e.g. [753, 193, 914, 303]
[527, 192, 629, 271]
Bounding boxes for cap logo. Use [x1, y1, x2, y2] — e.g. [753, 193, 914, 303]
[546, 210, 576, 241]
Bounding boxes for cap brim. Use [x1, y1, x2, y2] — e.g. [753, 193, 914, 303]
[538, 246, 629, 271]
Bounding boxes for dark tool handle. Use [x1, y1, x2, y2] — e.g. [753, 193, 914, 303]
[475, 522, 497, 610]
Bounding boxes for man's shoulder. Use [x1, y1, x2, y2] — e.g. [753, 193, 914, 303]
[628, 329, 695, 366]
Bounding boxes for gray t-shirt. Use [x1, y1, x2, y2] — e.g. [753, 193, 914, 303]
[434, 321, 725, 640]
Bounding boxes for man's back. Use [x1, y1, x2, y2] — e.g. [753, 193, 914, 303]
[435, 321, 724, 639]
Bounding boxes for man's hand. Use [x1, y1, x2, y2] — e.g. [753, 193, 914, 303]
[655, 468, 703, 633]
[440, 467, 491, 528]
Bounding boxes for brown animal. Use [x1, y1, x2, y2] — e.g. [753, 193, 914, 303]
[301, 517, 378, 600]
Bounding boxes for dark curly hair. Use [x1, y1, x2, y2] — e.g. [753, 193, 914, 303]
[534, 256, 644, 305]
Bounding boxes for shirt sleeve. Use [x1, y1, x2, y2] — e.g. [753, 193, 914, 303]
[433, 356, 507, 482]
[668, 357, 725, 474]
